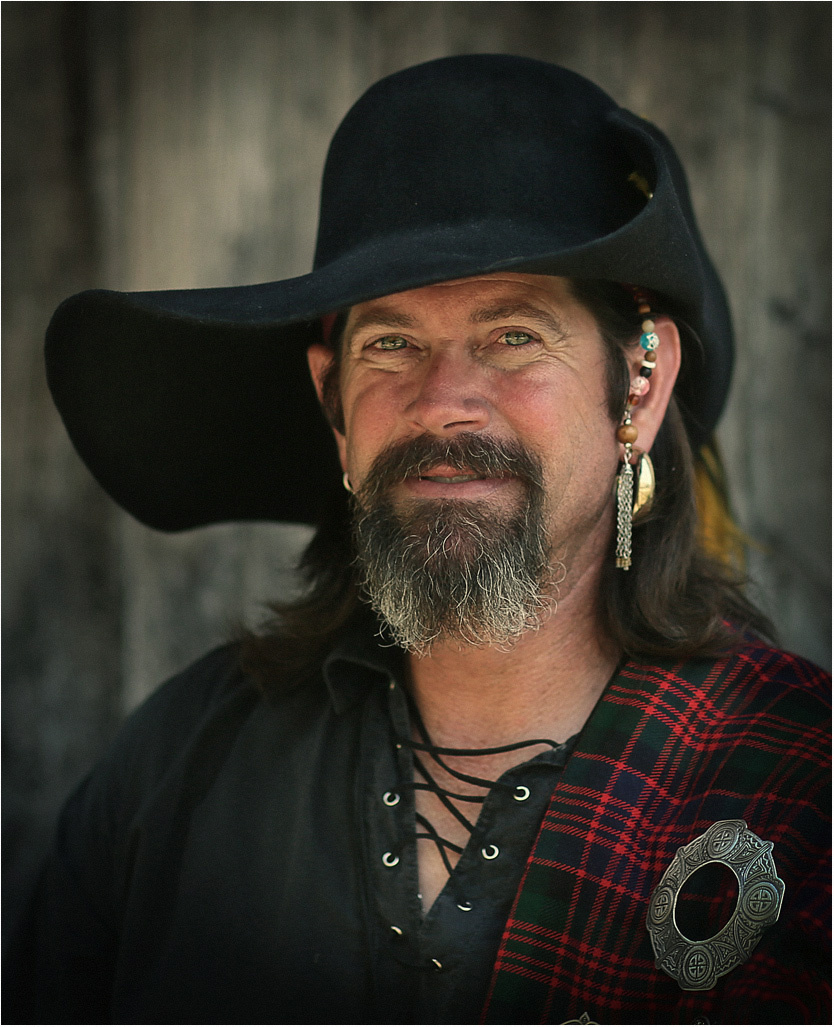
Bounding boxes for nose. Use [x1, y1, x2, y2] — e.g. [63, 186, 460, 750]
[405, 348, 491, 436]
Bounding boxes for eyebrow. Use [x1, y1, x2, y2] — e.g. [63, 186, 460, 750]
[346, 308, 419, 338]
[469, 302, 567, 336]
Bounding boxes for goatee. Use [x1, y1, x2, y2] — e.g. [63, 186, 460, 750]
[351, 433, 555, 654]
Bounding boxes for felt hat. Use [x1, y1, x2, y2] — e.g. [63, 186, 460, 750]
[45, 54, 733, 531]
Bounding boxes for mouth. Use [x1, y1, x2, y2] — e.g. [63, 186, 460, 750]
[398, 463, 519, 502]
[418, 472, 482, 484]
[414, 464, 486, 485]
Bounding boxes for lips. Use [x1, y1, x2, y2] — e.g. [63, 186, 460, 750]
[420, 473, 481, 484]
[417, 465, 483, 485]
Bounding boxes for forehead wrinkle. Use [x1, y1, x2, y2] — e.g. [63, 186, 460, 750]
[469, 302, 568, 337]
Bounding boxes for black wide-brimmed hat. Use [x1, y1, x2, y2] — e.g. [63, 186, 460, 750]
[46, 54, 732, 531]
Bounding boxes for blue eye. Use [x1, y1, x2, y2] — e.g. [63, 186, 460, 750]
[374, 335, 408, 351]
[501, 331, 534, 346]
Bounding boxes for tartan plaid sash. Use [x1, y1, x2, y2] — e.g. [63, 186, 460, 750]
[482, 641, 831, 1024]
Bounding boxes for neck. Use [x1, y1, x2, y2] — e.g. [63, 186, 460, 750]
[406, 555, 620, 755]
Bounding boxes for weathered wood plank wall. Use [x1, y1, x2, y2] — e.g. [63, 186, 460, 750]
[3, 1, 830, 939]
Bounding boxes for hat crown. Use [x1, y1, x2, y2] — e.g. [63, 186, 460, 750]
[314, 55, 646, 269]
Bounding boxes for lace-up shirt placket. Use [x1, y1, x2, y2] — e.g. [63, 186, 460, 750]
[328, 642, 573, 1023]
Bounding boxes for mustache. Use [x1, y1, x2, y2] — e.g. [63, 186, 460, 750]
[357, 433, 544, 503]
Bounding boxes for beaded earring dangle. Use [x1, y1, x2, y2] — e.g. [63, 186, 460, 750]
[615, 290, 659, 570]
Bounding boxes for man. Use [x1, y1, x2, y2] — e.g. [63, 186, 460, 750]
[7, 55, 830, 1024]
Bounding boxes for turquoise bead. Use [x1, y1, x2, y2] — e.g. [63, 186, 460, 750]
[640, 331, 660, 351]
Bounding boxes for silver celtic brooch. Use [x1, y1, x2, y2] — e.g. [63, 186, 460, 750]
[647, 819, 784, 991]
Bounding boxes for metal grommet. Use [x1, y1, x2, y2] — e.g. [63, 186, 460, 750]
[382, 791, 400, 806]
[390, 925, 403, 936]
[431, 958, 443, 971]
[457, 901, 473, 912]
[481, 844, 500, 860]
[513, 785, 531, 802]
[382, 851, 400, 867]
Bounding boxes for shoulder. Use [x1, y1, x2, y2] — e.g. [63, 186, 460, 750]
[116, 643, 257, 760]
[633, 636, 830, 725]
[654, 639, 831, 811]
[130, 642, 255, 720]
[85, 642, 340, 810]
[720, 636, 831, 695]
[47, 642, 337, 896]
[616, 638, 830, 793]
[702, 638, 831, 780]
[63, 644, 266, 830]
[699, 636, 831, 733]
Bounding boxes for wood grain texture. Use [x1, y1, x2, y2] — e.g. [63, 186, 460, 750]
[3, 1, 829, 943]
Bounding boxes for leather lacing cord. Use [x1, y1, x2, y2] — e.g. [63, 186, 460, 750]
[396, 697, 561, 884]
[386, 700, 560, 972]
[382, 695, 564, 973]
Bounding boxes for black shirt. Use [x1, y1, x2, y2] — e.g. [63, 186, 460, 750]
[7, 630, 571, 1024]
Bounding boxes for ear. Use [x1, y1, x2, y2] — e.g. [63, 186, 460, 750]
[307, 343, 348, 472]
[626, 316, 681, 455]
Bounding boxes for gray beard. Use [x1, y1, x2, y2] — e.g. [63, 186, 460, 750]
[350, 434, 554, 655]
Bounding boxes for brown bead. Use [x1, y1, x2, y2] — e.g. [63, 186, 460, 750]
[638, 303, 651, 314]
[643, 350, 657, 363]
[617, 424, 639, 444]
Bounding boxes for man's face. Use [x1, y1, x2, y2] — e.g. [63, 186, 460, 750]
[310, 273, 624, 649]
[339, 273, 619, 544]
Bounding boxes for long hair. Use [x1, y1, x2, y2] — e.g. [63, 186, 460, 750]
[240, 281, 773, 691]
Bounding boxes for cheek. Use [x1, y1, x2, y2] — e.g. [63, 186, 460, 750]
[508, 369, 612, 450]
[518, 382, 618, 503]
[340, 379, 404, 469]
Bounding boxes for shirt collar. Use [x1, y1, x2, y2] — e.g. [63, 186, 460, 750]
[322, 616, 406, 714]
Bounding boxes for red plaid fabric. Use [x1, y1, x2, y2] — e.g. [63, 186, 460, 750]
[483, 640, 831, 1024]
